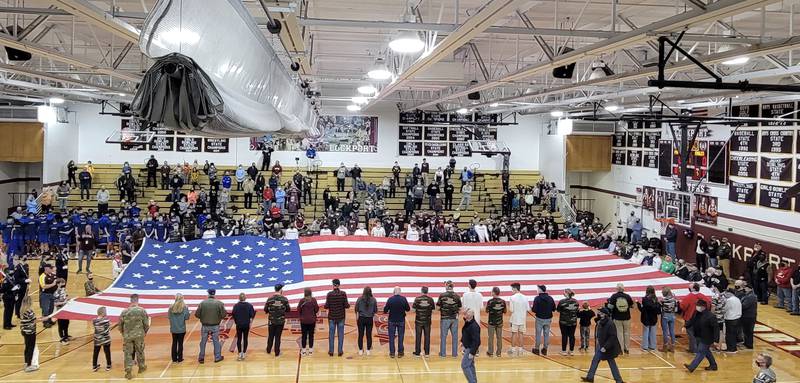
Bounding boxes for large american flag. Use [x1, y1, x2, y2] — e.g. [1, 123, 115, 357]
[55, 236, 700, 321]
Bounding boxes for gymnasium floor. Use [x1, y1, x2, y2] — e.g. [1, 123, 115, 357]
[2, 261, 800, 383]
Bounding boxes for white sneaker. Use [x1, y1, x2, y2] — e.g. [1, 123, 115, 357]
[358, 350, 363, 356]
[366, 349, 371, 356]
[568, 351, 574, 356]
[560, 351, 568, 356]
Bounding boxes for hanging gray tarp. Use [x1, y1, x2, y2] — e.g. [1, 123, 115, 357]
[131, 0, 317, 137]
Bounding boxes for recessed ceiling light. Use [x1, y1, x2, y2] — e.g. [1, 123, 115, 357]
[346, 104, 362, 112]
[357, 85, 377, 95]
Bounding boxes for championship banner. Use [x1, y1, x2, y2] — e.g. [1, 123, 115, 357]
[399, 125, 423, 141]
[612, 150, 626, 165]
[203, 138, 230, 153]
[729, 104, 760, 127]
[728, 181, 756, 205]
[759, 157, 793, 181]
[760, 102, 796, 126]
[148, 136, 174, 151]
[626, 150, 642, 167]
[644, 151, 658, 169]
[423, 142, 448, 157]
[730, 130, 758, 152]
[729, 155, 757, 178]
[626, 132, 643, 148]
[758, 183, 791, 210]
[760, 130, 794, 153]
[398, 141, 422, 156]
[612, 133, 626, 147]
[176, 136, 202, 153]
[119, 118, 147, 151]
[644, 132, 661, 149]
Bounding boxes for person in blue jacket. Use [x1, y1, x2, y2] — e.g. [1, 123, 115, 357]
[20, 213, 37, 256]
[37, 214, 51, 255]
[235, 165, 246, 191]
[1, 218, 16, 264]
[58, 217, 74, 251]
[143, 217, 157, 239]
[221, 171, 233, 191]
[128, 202, 141, 219]
[155, 216, 169, 242]
[97, 214, 110, 248]
[25, 194, 38, 214]
[48, 216, 60, 250]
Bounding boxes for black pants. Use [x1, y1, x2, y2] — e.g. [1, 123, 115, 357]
[696, 253, 708, 273]
[93, 344, 111, 367]
[300, 323, 315, 348]
[724, 319, 739, 352]
[23, 333, 35, 366]
[303, 189, 312, 204]
[161, 176, 169, 190]
[98, 203, 108, 215]
[414, 198, 422, 210]
[262, 157, 271, 171]
[357, 316, 374, 351]
[755, 280, 769, 303]
[237, 181, 243, 191]
[125, 189, 135, 203]
[414, 322, 431, 355]
[444, 194, 453, 210]
[2, 295, 14, 328]
[336, 178, 344, 192]
[266, 324, 284, 355]
[171, 332, 185, 362]
[236, 326, 250, 353]
[146, 172, 156, 187]
[14, 289, 26, 317]
[741, 317, 755, 348]
[57, 318, 70, 340]
[80, 185, 90, 200]
[68, 173, 76, 187]
[560, 323, 576, 351]
[244, 193, 253, 209]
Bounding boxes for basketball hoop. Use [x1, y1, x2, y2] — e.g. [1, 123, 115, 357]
[105, 129, 155, 145]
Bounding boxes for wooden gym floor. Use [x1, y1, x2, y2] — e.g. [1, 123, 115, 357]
[2, 260, 800, 383]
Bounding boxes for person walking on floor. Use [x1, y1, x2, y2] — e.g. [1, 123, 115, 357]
[660, 287, 678, 352]
[355, 286, 378, 356]
[297, 288, 319, 356]
[684, 299, 718, 373]
[325, 279, 350, 357]
[384, 286, 411, 358]
[485, 287, 507, 357]
[168, 294, 190, 363]
[508, 283, 528, 356]
[265, 284, 290, 357]
[581, 307, 624, 383]
[460, 309, 481, 383]
[636, 285, 661, 351]
[606, 283, 633, 354]
[412, 286, 435, 357]
[679, 282, 710, 353]
[531, 284, 556, 355]
[120, 294, 149, 380]
[195, 289, 227, 364]
[437, 280, 463, 358]
[232, 293, 256, 360]
[556, 288, 579, 356]
[92, 307, 112, 372]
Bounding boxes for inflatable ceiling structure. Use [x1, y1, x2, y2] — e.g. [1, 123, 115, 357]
[131, 0, 318, 137]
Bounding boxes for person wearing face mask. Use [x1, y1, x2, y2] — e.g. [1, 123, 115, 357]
[580, 307, 623, 383]
[684, 299, 718, 373]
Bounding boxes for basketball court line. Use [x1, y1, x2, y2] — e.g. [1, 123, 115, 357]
[159, 319, 200, 378]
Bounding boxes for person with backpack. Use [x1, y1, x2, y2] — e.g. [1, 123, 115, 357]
[606, 283, 633, 355]
[636, 286, 661, 351]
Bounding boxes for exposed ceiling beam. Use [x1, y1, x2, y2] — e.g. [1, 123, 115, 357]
[486, 36, 800, 114]
[51, 0, 140, 44]
[0, 63, 128, 93]
[297, 17, 760, 45]
[367, 0, 524, 108]
[0, 32, 142, 82]
[15, 6, 55, 41]
[408, 0, 779, 111]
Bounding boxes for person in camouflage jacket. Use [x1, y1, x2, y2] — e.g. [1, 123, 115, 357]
[486, 287, 507, 356]
[119, 294, 149, 380]
[437, 281, 462, 357]
[265, 284, 290, 357]
[557, 289, 579, 355]
[413, 286, 435, 356]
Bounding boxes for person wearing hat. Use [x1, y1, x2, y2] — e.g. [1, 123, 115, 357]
[194, 288, 227, 363]
[581, 307, 624, 383]
[684, 299, 719, 372]
[265, 284, 290, 357]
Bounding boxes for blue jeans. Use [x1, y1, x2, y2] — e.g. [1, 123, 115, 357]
[461, 349, 477, 383]
[40, 292, 54, 318]
[661, 313, 676, 346]
[388, 321, 405, 355]
[792, 287, 800, 313]
[549, 197, 556, 213]
[440, 318, 458, 357]
[666, 241, 676, 257]
[777, 287, 792, 308]
[642, 325, 657, 350]
[585, 347, 623, 383]
[199, 325, 221, 361]
[708, 257, 719, 268]
[580, 326, 591, 349]
[688, 342, 717, 371]
[328, 319, 345, 354]
[535, 317, 551, 350]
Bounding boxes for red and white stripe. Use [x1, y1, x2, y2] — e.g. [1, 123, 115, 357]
[55, 237, 704, 321]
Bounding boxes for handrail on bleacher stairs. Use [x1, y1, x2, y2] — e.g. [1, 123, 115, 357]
[557, 192, 577, 223]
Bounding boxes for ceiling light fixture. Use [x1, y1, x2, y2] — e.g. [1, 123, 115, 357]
[389, 30, 425, 54]
[357, 85, 377, 95]
[605, 105, 620, 112]
[550, 110, 565, 118]
[351, 96, 369, 104]
[456, 108, 469, 114]
[37, 105, 57, 123]
[557, 118, 573, 135]
[722, 56, 750, 65]
[489, 102, 499, 108]
[48, 97, 65, 104]
[588, 60, 615, 80]
[367, 58, 392, 80]
[346, 104, 362, 112]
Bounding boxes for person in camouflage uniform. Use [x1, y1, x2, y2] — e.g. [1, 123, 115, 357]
[265, 283, 290, 357]
[437, 280, 462, 357]
[119, 294, 149, 380]
[84, 272, 99, 296]
[557, 288, 579, 355]
[486, 286, 507, 356]
[412, 286, 435, 357]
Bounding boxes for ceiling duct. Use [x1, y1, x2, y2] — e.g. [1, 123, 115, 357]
[133, 0, 317, 137]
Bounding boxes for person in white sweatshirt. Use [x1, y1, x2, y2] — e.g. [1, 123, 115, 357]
[353, 223, 368, 236]
[474, 222, 489, 243]
[335, 224, 349, 236]
[405, 225, 420, 241]
[370, 222, 386, 237]
[462, 279, 484, 323]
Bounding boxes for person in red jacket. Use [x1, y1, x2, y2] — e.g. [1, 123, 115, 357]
[679, 282, 710, 353]
[775, 262, 793, 310]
